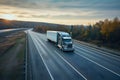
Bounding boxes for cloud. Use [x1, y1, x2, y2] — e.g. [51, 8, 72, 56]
[0, 0, 120, 10]
[0, 0, 120, 24]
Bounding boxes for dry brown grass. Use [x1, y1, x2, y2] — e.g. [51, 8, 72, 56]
[0, 31, 26, 80]
[0, 32, 25, 56]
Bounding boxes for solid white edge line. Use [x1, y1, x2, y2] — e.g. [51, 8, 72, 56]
[75, 50, 120, 77]
[25, 31, 28, 80]
[75, 45, 120, 61]
[29, 31, 54, 80]
[54, 51, 87, 80]
[74, 40, 120, 56]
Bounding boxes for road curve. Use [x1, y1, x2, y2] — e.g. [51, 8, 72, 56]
[27, 30, 120, 80]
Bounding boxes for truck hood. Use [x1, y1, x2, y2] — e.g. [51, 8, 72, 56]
[63, 37, 71, 39]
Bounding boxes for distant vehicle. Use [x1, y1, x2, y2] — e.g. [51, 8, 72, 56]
[47, 31, 74, 52]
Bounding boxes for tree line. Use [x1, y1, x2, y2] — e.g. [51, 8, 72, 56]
[34, 17, 120, 50]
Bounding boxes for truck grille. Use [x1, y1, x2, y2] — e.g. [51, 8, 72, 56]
[67, 44, 72, 48]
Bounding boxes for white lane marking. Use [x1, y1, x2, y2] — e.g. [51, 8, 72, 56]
[75, 43, 120, 61]
[54, 51, 87, 80]
[28, 31, 54, 80]
[75, 50, 120, 77]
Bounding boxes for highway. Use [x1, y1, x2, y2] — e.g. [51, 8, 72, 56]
[27, 30, 120, 80]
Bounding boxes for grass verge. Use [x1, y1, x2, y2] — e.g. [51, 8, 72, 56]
[0, 31, 26, 80]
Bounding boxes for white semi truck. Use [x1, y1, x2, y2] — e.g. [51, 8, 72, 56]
[47, 31, 74, 52]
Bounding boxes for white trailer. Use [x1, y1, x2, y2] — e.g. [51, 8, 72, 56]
[47, 31, 58, 42]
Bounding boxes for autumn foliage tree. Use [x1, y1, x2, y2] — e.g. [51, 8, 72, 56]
[101, 17, 120, 42]
[34, 17, 120, 50]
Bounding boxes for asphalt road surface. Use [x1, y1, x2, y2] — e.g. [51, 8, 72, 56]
[27, 30, 120, 80]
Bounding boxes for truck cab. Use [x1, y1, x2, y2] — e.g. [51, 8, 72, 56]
[57, 32, 74, 52]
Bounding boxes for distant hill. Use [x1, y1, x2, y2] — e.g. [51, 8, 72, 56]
[0, 18, 67, 29]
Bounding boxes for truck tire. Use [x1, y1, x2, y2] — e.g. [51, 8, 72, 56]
[61, 47, 65, 52]
[47, 39, 50, 42]
[71, 49, 75, 52]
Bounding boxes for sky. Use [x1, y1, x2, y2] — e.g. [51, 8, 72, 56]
[0, 0, 120, 25]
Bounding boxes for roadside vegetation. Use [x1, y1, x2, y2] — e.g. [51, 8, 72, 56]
[34, 17, 120, 51]
[0, 31, 26, 80]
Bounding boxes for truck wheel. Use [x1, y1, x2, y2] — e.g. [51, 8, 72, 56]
[61, 48, 65, 52]
[71, 50, 74, 52]
[47, 39, 50, 42]
[71, 49, 75, 52]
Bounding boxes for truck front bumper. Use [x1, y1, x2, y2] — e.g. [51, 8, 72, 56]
[63, 48, 74, 52]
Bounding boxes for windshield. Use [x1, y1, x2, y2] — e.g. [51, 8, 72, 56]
[63, 39, 72, 42]
[62, 34, 70, 37]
